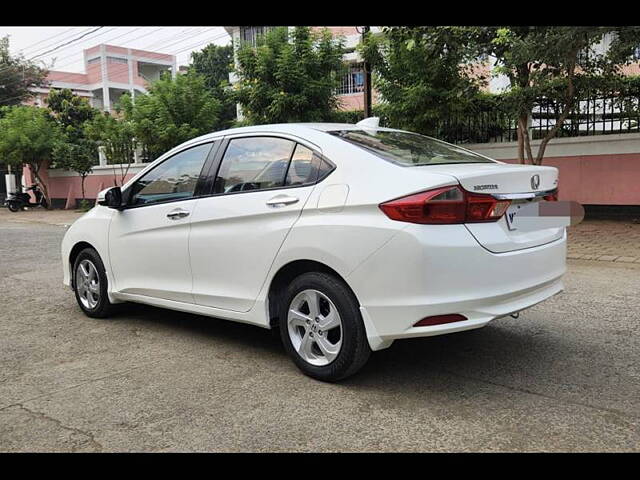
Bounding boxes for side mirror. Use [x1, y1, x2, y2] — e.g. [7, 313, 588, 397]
[97, 187, 123, 209]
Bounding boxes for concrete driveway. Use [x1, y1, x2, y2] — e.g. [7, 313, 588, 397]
[0, 218, 638, 452]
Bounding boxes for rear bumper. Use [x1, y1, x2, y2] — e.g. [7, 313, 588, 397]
[347, 224, 567, 351]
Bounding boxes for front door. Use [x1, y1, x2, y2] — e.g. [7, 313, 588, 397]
[108, 142, 214, 303]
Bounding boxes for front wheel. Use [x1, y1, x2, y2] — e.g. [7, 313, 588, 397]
[279, 272, 371, 382]
[73, 248, 116, 318]
[6, 202, 20, 212]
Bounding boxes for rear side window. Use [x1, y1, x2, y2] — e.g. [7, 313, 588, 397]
[286, 144, 321, 186]
[214, 137, 295, 194]
[329, 129, 494, 166]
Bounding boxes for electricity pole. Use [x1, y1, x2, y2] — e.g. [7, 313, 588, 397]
[362, 26, 372, 118]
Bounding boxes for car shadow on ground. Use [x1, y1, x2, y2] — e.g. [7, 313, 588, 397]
[113, 301, 566, 391]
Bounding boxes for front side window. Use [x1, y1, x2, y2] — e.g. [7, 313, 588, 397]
[329, 129, 494, 166]
[128, 143, 212, 206]
[214, 137, 295, 194]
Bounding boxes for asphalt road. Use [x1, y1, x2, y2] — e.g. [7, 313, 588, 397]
[1, 219, 638, 452]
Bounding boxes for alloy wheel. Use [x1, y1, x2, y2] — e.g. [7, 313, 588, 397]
[287, 289, 343, 366]
[76, 259, 100, 310]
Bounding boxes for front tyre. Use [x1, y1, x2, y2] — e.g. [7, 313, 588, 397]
[73, 248, 115, 318]
[7, 202, 20, 212]
[279, 272, 371, 382]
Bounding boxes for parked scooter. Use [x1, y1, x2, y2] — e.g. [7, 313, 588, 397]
[4, 184, 48, 212]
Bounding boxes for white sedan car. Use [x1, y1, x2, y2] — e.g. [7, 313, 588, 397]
[61, 121, 566, 381]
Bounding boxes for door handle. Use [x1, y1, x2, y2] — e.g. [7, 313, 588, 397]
[266, 195, 299, 208]
[166, 208, 190, 220]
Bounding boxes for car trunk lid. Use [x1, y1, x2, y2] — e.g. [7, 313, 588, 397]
[423, 162, 563, 253]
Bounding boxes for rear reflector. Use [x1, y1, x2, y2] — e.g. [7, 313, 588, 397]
[379, 185, 511, 225]
[414, 314, 468, 327]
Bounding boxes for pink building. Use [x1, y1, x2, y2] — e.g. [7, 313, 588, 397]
[27, 44, 177, 112]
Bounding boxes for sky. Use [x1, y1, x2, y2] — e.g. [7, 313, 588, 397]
[0, 26, 231, 73]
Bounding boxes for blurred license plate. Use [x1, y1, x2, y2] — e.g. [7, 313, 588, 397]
[505, 201, 538, 231]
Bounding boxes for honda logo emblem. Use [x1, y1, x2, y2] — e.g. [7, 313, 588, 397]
[531, 174, 540, 190]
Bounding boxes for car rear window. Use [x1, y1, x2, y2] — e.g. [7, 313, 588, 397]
[329, 129, 494, 166]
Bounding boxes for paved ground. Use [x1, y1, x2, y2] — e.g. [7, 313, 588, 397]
[0, 208, 84, 227]
[0, 216, 639, 452]
[567, 219, 640, 263]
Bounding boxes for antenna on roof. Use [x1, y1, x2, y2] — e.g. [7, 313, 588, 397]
[356, 117, 380, 129]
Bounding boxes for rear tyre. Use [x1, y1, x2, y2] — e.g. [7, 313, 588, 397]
[279, 272, 371, 382]
[73, 248, 116, 318]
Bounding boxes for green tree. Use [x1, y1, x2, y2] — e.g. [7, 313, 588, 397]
[120, 71, 222, 161]
[189, 43, 236, 127]
[84, 112, 137, 185]
[0, 105, 63, 206]
[234, 27, 345, 124]
[473, 26, 640, 164]
[48, 88, 101, 202]
[52, 139, 97, 202]
[0, 36, 48, 106]
[47, 88, 98, 142]
[360, 27, 485, 137]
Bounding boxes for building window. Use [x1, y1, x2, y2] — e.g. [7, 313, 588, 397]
[87, 57, 101, 65]
[107, 56, 128, 64]
[336, 63, 365, 95]
[239, 27, 272, 47]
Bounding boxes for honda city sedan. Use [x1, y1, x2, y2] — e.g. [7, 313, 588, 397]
[61, 121, 566, 381]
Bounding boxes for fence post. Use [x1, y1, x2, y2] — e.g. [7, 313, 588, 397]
[98, 146, 107, 167]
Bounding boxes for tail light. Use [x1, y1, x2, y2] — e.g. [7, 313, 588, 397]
[379, 185, 511, 225]
[543, 189, 559, 201]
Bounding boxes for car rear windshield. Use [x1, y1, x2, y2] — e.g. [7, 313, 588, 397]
[329, 129, 494, 166]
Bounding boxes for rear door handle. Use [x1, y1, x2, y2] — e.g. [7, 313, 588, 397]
[166, 208, 190, 220]
[266, 195, 299, 207]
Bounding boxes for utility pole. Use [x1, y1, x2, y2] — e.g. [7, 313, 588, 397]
[362, 26, 372, 118]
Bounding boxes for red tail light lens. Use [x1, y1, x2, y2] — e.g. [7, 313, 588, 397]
[543, 189, 559, 201]
[379, 185, 511, 224]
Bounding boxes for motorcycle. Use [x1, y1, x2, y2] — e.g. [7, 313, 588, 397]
[4, 184, 48, 212]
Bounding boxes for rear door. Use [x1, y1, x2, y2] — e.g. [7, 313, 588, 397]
[188, 135, 329, 312]
[426, 163, 563, 253]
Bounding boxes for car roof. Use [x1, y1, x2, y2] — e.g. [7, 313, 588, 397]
[180, 122, 407, 145]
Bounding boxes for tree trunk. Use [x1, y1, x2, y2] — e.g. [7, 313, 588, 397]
[517, 114, 534, 164]
[532, 53, 578, 165]
[31, 163, 51, 210]
[516, 120, 525, 164]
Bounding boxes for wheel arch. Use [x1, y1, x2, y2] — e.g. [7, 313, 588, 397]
[68, 241, 97, 287]
[266, 259, 361, 329]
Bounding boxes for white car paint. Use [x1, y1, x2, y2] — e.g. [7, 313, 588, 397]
[62, 123, 566, 351]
